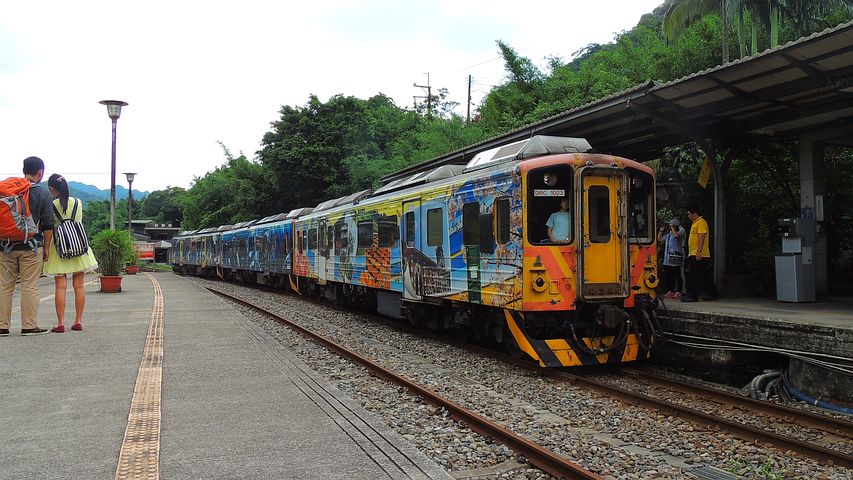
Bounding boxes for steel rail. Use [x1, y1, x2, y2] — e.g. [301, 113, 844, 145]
[549, 369, 853, 469]
[622, 367, 853, 438]
[206, 287, 602, 480]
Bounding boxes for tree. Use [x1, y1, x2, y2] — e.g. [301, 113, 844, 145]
[140, 186, 186, 227]
[181, 153, 276, 229]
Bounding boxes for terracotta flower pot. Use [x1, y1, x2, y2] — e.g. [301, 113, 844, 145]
[126, 266, 139, 275]
[99, 275, 123, 293]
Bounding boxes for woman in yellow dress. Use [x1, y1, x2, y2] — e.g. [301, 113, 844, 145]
[43, 174, 98, 333]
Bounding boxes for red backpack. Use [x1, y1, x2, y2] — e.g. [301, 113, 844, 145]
[0, 178, 38, 243]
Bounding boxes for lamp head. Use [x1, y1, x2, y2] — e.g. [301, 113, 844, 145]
[124, 172, 136, 183]
[99, 100, 128, 120]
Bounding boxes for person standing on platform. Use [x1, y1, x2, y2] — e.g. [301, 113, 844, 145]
[657, 217, 685, 298]
[43, 174, 98, 333]
[0, 156, 54, 336]
[682, 206, 718, 302]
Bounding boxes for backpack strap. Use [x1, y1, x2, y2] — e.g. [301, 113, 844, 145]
[69, 198, 79, 221]
[53, 199, 79, 223]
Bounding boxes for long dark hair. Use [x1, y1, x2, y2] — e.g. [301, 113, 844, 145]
[47, 173, 70, 211]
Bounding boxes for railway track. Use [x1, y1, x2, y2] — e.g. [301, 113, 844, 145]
[205, 281, 853, 474]
[206, 286, 602, 480]
[551, 369, 853, 469]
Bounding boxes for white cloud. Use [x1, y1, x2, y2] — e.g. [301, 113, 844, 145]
[0, 0, 662, 192]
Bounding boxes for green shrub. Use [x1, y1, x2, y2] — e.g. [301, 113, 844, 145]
[91, 229, 133, 276]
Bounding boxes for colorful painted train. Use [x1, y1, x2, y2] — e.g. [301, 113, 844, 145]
[170, 136, 660, 367]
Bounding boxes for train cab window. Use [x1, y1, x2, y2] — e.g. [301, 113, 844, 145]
[495, 198, 510, 245]
[326, 226, 334, 254]
[357, 221, 373, 250]
[426, 208, 443, 247]
[627, 169, 654, 243]
[588, 185, 611, 243]
[378, 215, 398, 247]
[463, 202, 480, 246]
[527, 166, 573, 244]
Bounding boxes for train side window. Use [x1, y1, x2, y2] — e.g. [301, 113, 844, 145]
[405, 212, 416, 247]
[308, 227, 317, 250]
[378, 215, 398, 247]
[327, 226, 334, 254]
[318, 224, 327, 254]
[494, 198, 510, 245]
[426, 208, 443, 247]
[357, 221, 373, 250]
[463, 202, 480, 246]
[334, 223, 349, 253]
[589, 185, 611, 243]
[480, 213, 495, 254]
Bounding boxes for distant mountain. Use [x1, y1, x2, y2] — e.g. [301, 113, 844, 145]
[67, 181, 149, 203]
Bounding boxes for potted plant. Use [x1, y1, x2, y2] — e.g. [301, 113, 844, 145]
[126, 251, 140, 275]
[91, 229, 134, 293]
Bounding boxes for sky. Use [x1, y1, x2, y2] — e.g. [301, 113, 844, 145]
[1, 0, 663, 193]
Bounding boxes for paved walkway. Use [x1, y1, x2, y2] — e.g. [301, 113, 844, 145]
[0, 272, 451, 479]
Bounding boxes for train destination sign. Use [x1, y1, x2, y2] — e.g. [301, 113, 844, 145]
[534, 189, 565, 197]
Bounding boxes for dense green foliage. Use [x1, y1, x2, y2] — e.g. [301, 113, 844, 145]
[115, 2, 851, 291]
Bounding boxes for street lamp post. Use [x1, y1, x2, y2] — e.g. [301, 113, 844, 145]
[124, 172, 137, 236]
[99, 100, 128, 230]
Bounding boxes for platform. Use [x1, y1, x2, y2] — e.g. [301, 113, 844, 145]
[656, 296, 853, 403]
[0, 272, 451, 480]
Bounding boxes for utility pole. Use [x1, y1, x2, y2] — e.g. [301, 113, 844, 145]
[413, 72, 431, 117]
[467, 75, 472, 123]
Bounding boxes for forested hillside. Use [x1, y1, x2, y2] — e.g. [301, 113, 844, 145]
[127, 1, 853, 292]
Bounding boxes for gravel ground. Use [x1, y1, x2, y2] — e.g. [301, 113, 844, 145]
[199, 278, 852, 480]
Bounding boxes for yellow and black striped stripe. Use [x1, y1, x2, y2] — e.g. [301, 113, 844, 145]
[504, 310, 648, 367]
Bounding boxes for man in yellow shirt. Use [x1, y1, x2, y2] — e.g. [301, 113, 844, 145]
[682, 206, 718, 302]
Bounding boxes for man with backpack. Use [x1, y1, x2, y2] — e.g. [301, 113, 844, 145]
[0, 156, 55, 336]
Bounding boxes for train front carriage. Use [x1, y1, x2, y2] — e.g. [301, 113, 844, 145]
[509, 145, 658, 367]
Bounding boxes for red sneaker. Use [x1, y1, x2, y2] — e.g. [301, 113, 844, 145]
[51, 325, 66, 333]
[71, 323, 83, 331]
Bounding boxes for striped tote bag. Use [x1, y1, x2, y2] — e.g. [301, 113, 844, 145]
[53, 199, 90, 259]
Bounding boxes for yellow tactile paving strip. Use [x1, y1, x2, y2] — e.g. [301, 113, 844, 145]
[115, 273, 164, 480]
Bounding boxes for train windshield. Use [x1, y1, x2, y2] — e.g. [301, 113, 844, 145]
[627, 168, 654, 243]
[527, 165, 573, 245]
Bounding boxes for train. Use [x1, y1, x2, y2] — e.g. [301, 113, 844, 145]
[170, 135, 661, 367]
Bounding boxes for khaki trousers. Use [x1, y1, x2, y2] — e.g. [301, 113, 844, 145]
[0, 248, 44, 330]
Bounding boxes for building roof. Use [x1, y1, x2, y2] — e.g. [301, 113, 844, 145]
[382, 20, 853, 183]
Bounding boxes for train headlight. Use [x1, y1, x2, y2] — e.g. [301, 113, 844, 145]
[531, 274, 548, 293]
[644, 273, 659, 289]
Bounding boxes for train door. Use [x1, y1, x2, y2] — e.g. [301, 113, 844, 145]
[317, 219, 328, 284]
[402, 199, 421, 300]
[578, 168, 630, 300]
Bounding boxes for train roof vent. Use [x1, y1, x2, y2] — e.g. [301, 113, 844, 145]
[314, 198, 339, 212]
[286, 207, 314, 219]
[216, 224, 234, 232]
[333, 189, 371, 207]
[231, 219, 259, 229]
[256, 213, 288, 225]
[424, 164, 465, 182]
[374, 165, 464, 195]
[464, 135, 592, 173]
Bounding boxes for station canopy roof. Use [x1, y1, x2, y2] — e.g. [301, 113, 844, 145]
[382, 20, 853, 184]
